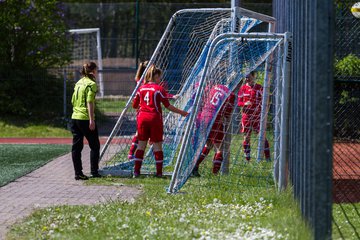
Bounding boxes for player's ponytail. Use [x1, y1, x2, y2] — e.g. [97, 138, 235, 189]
[144, 65, 162, 83]
[135, 60, 149, 81]
[81, 62, 97, 80]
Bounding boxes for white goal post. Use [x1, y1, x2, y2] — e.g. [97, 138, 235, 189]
[68, 28, 104, 97]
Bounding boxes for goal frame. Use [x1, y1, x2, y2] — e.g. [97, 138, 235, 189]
[99, 7, 275, 161]
[68, 28, 104, 97]
[167, 32, 290, 193]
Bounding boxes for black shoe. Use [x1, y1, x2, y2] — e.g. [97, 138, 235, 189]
[90, 172, 102, 178]
[75, 173, 89, 180]
[191, 168, 201, 177]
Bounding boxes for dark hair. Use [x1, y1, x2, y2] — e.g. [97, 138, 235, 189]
[81, 62, 97, 80]
[135, 60, 149, 81]
[144, 65, 162, 83]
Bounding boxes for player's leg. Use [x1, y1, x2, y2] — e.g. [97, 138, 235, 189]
[192, 140, 213, 177]
[134, 116, 150, 177]
[241, 114, 252, 161]
[253, 117, 271, 161]
[71, 119, 87, 180]
[134, 141, 147, 177]
[82, 121, 101, 177]
[150, 116, 165, 177]
[128, 133, 138, 160]
[153, 142, 164, 177]
[212, 124, 225, 174]
[264, 137, 271, 161]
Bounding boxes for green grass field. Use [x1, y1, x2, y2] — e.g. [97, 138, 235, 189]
[332, 203, 360, 240]
[0, 99, 127, 138]
[7, 174, 312, 239]
[0, 144, 70, 186]
[96, 98, 127, 114]
[0, 120, 71, 138]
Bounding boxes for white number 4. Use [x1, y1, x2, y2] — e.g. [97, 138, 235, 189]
[144, 92, 150, 105]
[210, 92, 223, 106]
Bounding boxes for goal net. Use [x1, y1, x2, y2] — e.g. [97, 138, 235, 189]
[99, 8, 263, 175]
[99, 8, 290, 192]
[168, 32, 291, 193]
[63, 28, 104, 97]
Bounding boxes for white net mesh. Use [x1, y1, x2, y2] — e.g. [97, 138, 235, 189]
[98, 9, 288, 194]
[63, 29, 103, 97]
[99, 9, 264, 175]
[168, 33, 286, 193]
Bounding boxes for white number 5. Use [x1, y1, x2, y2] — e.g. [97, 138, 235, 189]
[144, 92, 150, 105]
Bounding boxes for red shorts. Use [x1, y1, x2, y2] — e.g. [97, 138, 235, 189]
[137, 112, 163, 142]
[241, 112, 260, 134]
[208, 122, 224, 144]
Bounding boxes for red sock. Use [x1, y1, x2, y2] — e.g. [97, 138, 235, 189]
[212, 152, 223, 174]
[154, 151, 164, 176]
[195, 146, 210, 169]
[243, 141, 251, 161]
[128, 136, 139, 158]
[264, 139, 271, 159]
[134, 149, 144, 175]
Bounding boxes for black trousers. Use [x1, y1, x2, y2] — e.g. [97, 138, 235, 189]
[71, 119, 100, 175]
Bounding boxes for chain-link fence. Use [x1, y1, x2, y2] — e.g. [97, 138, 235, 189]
[273, 0, 334, 239]
[332, 1, 360, 239]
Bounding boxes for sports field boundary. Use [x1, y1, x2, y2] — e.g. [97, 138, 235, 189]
[0, 137, 109, 145]
[0, 146, 140, 239]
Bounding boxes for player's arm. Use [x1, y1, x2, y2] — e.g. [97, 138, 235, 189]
[132, 92, 140, 109]
[87, 102, 95, 130]
[86, 83, 97, 131]
[160, 88, 188, 117]
[224, 94, 236, 119]
[238, 87, 245, 107]
[166, 104, 188, 117]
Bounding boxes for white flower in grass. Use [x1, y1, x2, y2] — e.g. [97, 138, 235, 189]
[179, 213, 186, 223]
[50, 223, 57, 229]
[89, 216, 97, 222]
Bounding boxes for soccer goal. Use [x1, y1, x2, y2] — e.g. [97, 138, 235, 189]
[99, 7, 291, 193]
[168, 32, 292, 193]
[64, 28, 104, 97]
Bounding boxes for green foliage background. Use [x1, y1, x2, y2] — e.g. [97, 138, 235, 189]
[0, 1, 71, 118]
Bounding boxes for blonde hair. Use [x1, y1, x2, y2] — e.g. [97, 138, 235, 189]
[144, 65, 162, 83]
[135, 60, 149, 81]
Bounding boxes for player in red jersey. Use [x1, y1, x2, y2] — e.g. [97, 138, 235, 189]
[192, 84, 236, 176]
[128, 62, 178, 160]
[128, 61, 149, 160]
[132, 65, 188, 177]
[238, 71, 270, 161]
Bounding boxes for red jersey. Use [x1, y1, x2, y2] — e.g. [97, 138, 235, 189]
[159, 81, 175, 99]
[133, 83, 170, 115]
[136, 79, 174, 99]
[200, 84, 235, 124]
[238, 83, 263, 114]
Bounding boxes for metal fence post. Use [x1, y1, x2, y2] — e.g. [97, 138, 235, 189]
[273, 0, 334, 238]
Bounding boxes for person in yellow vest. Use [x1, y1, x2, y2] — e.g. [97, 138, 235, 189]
[71, 62, 101, 180]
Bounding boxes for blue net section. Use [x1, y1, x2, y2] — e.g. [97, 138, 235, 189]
[168, 36, 283, 192]
[100, 9, 262, 175]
